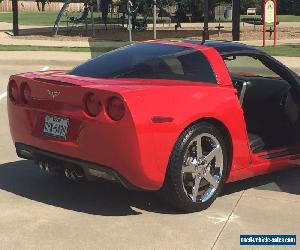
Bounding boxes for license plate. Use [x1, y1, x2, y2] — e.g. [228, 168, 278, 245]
[43, 114, 69, 140]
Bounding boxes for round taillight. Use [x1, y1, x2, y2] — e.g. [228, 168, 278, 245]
[84, 93, 102, 117]
[106, 96, 125, 121]
[8, 80, 18, 102]
[20, 82, 31, 104]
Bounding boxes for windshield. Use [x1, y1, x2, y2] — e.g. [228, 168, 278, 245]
[224, 55, 281, 79]
[70, 43, 217, 83]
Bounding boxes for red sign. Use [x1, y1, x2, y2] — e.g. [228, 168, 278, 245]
[263, 0, 277, 47]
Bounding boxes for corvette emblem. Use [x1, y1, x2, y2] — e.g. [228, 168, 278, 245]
[47, 90, 60, 99]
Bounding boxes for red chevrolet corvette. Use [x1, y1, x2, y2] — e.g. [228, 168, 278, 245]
[7, 40, 300, 212]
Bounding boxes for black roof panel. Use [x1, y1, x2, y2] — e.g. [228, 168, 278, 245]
[183, 40, 261, 54]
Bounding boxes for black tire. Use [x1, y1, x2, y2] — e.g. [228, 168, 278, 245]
[161, 121, 229, 212]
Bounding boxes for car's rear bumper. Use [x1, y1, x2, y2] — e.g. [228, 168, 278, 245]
[15, 143, 144, 190]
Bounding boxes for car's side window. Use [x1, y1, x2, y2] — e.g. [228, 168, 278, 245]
[224, 55, 281, 79]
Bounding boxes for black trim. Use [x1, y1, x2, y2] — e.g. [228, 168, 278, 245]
[15, 143, 143, 191]
[184, 40, 260, 54]
[261, 150, 297, 159]
[34, 78, 78, 87]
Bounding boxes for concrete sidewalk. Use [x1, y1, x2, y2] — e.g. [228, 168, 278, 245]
[0, 37, 129, 49]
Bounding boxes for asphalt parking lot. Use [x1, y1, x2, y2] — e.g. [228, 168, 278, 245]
[0, 58, 300, 250]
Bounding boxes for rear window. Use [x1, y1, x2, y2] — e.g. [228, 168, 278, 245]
[70, 43, 217, 83]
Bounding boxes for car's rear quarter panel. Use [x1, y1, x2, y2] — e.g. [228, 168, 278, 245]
[122, 81, 252, 186]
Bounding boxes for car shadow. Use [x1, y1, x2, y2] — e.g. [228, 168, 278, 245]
[0, 160, 179, 216]
[0, 160, 299, 216]
[222, 167, 300, 196]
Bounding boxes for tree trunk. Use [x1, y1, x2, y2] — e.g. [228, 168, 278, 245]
[36, 0, 41, 11]
[42, 1, 46, 11]
[208, 0, 216, 22]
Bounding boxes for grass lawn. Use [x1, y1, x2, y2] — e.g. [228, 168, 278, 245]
[258, 44, 300, 57]
[276, 15, 300, 22]
[0, 12, 299, 26]
[0, 12, 121, 26]
[0, 12, 58, 26]
[0, 44, 299, 57]
[0, 11, 168, 26]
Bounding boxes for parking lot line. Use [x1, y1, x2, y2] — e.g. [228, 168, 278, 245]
[0, 92, 7, 100]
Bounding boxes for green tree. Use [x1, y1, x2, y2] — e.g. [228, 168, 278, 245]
[294, 0, 300, 15]
[277, 0, 300, 15]
[240, 0, 262, 14]
[277, 0, 294, 14]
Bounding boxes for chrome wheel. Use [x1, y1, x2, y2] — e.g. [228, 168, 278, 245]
[181, 133, 224, 203]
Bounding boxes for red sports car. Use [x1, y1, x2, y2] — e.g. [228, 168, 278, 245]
[7, 40, 300, 212]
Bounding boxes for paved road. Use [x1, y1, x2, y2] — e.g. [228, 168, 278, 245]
[0, 61, 300, 250]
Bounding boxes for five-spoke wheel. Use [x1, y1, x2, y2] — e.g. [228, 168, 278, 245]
[161, 122, 229, 212]
[182, 133, 223, 203]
